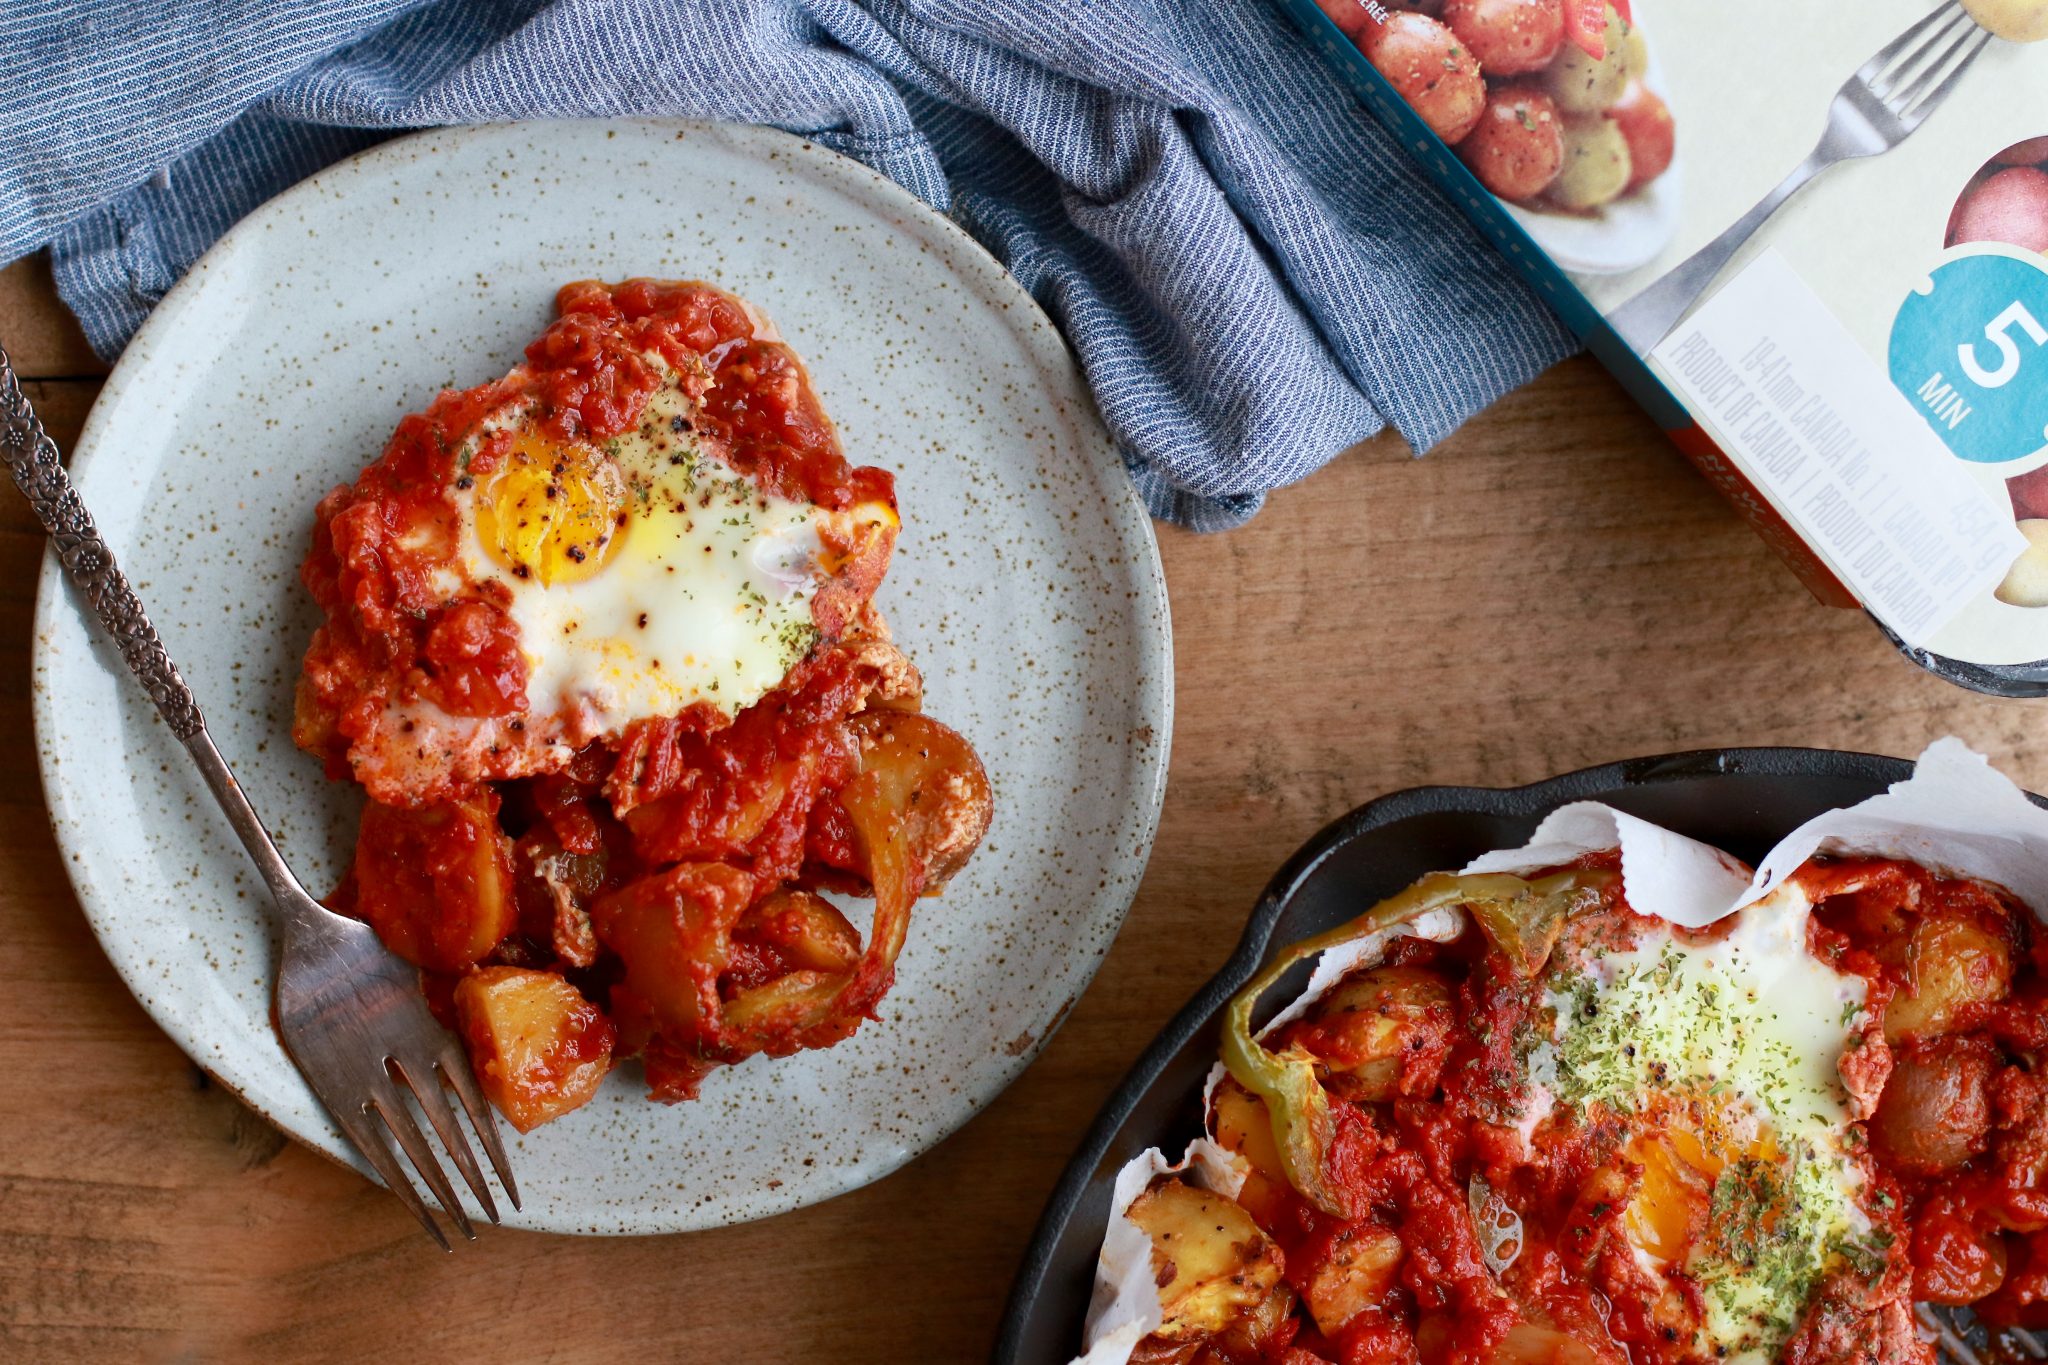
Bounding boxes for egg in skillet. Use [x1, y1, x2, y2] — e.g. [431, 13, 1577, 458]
[1525, 880, 1882, 1361]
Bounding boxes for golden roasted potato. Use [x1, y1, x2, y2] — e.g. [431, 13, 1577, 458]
[454, 967, 616, 1132]
[1129, 1337, 1201, 1365]
[353, 791, 515, 972]
[1299, 1222, 1404, 1335]
[1295, 965, 1454, 1101]
[1208, 1078, 1292, 1226]
[844, 710, 993, 893]
[1124, 1178, 1285, 1343]
[1886, 912, 2013, 1042]
[591, 863, 757, 1038]
[1210, 1284, 1299, 1359]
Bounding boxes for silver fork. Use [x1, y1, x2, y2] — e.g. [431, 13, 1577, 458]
[0, 346, 518, 1250]
[1922, 1304, 2048, 1363]
[1607, 1, 1995, 356]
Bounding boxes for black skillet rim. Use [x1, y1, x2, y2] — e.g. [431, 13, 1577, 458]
[991, 745, 1932, 1363]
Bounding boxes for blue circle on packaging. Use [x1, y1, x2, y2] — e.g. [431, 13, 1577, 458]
[1889, 251, 2048, 465]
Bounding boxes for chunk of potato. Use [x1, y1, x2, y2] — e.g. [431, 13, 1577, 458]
[590, 863, 756, 1040]
[1872, 1036, 1997, 1175]
[353, 792, 515, 972]
[453, 967, 615, 1132]
[737, 888, 862, 975]
[1300, 1222, 1404, 1335]
[623, 742, 809, 866]
[1296, 965, 1454, 1101]
[845, 710, 992, 893]
[1212, 1284, 1299, 1359]
[1208, 1078, 1292, 1226]
[1886, 912, 2013, 1042]
[1125, 1178, 1285, 1342]
[1128, 1337, 1201, 1365]
[1541, 3, 1633, 113]
[1915, 1197, 2010, 1307]
[1486, 1324, 1605, 1364]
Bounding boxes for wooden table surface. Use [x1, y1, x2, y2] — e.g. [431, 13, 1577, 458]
[1, 249, 2041, 1365]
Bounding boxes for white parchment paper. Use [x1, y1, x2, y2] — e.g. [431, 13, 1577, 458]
[1070, 740, 2048, 1364]
[1077, 1137, 1244, 1363]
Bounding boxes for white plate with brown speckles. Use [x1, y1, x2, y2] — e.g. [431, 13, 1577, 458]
[31, 119, 1171, 1235]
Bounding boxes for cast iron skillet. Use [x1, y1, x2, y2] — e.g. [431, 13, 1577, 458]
[993, 746, 1986, 1364]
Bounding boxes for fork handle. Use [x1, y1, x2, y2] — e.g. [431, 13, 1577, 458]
[0, 346, 206, 739]
[1607, 149, 1832, 356]
[0, 346, 310, 906]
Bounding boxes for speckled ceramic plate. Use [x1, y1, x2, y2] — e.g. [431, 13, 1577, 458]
[31, 119, 1171, 1235]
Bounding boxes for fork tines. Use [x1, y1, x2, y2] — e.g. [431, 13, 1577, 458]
[1921, 1303, 2048, 1363]
[318, 1047, 520, 1253]
[1862, 2, 1997, 128]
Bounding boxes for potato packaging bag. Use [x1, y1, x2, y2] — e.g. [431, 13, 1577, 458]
[1286, 0, 2048, 695]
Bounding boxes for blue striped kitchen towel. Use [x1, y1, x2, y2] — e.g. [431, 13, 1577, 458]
[0, 0, 1575, 529]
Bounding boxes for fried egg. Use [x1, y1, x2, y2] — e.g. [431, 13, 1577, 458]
[1524, 883, 1878, 1361]
[295, 280, 907, 809]
[446, 370, 878, 745]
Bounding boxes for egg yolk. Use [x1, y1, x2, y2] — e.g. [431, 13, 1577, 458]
[1625, 1095, 1782, 1263]
[475, 431, 628, 586]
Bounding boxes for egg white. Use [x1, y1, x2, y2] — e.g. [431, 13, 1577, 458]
[1525, 883, 1877, 1361]
[455, 375, 824, 746]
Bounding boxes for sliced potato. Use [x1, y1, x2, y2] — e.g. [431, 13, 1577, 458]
[1208, 1078, 1292, 1226]
[454, 967, 615, 1132]
[1124, 1178, 1285, 1342]
[353, 791, 515, 972]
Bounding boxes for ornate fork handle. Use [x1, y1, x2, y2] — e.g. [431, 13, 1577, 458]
[0, 345, 204, 740]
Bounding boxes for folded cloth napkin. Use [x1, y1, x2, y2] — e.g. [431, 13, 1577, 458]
[0, 0, 1575, 529]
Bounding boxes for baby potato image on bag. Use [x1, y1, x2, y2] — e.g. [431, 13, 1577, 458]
[1357, 0, 1675, 219]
